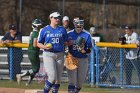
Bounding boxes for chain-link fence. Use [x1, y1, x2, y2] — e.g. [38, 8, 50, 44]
[89, 44, 140, 88]
[0, 46, 68, 82]
[0, 47, 30, 80]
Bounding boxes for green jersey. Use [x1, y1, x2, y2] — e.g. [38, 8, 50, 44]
[28, 30, 39, 52]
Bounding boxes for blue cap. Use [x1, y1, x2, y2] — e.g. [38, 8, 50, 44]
[9, 24, 16, 30]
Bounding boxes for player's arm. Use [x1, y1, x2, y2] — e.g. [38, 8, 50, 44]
[83, 35, 93, 54]
[0, 38, 7, 44]
[12, 40, 21, 43]
[37, 29, 46, 49]
[0, 33, 9, 44]
[0, 33, 21, 44]
[37, 42, 52, 50]
[33, 38, 38, 47]
[37, 42, 45, 49]
[37, 28, 52, 50]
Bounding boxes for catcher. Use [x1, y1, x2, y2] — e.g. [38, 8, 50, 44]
[65, 16, 93, 93]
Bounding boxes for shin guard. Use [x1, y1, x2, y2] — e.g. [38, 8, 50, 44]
[52, 84, 60, 93]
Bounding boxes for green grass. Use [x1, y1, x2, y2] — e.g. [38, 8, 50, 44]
[0, 80, 140, 93]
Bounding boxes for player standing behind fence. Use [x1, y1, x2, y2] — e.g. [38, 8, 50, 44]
[67, 16, 93, 93]
[121, 25, 140, 85]
[37, 12, 68, 93]
[16, 19, 42, 86]
[89, 26, 105, 42]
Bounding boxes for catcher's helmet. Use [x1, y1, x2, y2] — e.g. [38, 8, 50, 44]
[73, 16, 84, 26]
[32, 19, 42, 28]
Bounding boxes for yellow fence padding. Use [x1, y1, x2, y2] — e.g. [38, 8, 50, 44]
[0, 42, 138, 49]
[0, 43, 29, 48]
[96, 42, 137, 48]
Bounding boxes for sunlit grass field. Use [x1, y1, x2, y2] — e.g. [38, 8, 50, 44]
[0, 80, 140, 93]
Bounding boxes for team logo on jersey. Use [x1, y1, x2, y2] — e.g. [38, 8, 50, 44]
[47, 33, 62, 37]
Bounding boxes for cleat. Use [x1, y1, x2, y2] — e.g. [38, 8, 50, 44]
[25, 83, 29, 86]
[16, 74, 21, 84]
[26, 76, 32, 86]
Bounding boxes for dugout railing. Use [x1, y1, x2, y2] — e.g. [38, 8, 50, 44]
[89, 42, 140, 88]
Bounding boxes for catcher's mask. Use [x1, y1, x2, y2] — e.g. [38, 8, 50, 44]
[73, 17, 84, 29]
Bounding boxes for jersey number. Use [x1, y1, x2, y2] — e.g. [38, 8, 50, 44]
[52, 38, 59, 44]
[73, 45, 78, 50]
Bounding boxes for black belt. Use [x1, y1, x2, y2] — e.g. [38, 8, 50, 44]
[44, 50, 62, 53]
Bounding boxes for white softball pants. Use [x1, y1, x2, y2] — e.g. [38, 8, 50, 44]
[43, 51, 64, 84]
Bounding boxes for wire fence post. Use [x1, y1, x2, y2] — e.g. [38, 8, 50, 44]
[119, 48, 123, 85]
[90, 46, 95, 86]
[9, 48, 13, 81]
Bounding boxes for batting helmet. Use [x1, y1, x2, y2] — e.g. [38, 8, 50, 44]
[32, 19, 42, 28]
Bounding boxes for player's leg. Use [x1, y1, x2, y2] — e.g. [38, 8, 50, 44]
[26, 51, 40, 86]
[52, 52, 64, 93]
[131, 58, 140, 85]
[76, 58, 88, 93]
[16, 51, 40, 85]
[43, 52, 57, 93]
[67, 68, 77, 93]
[125, 59, 133, 85]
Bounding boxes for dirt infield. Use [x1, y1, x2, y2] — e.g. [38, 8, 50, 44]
[0, 88, 25, 93]
[0, 88, 90, 93]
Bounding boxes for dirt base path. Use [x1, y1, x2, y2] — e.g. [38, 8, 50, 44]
[0, 88, 90, 93]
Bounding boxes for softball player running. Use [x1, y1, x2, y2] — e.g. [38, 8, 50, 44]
[37, 12, 68, 93]
[67, 16, 93, 93]
[16, 19, 42, 86]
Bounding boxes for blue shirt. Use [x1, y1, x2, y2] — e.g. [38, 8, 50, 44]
[1, 31, 23, 57]
[1, 32, 22, 42]
[68, 29, 93, 58]
[38, 25, 68, 52]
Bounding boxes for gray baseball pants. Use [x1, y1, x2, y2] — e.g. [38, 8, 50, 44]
[43, 51, 64, 84]
[67, 57, 88, 88]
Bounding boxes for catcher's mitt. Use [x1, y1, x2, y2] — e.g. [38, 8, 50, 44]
[76, 36, 85, 51]
[65, 53, 78, 70]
